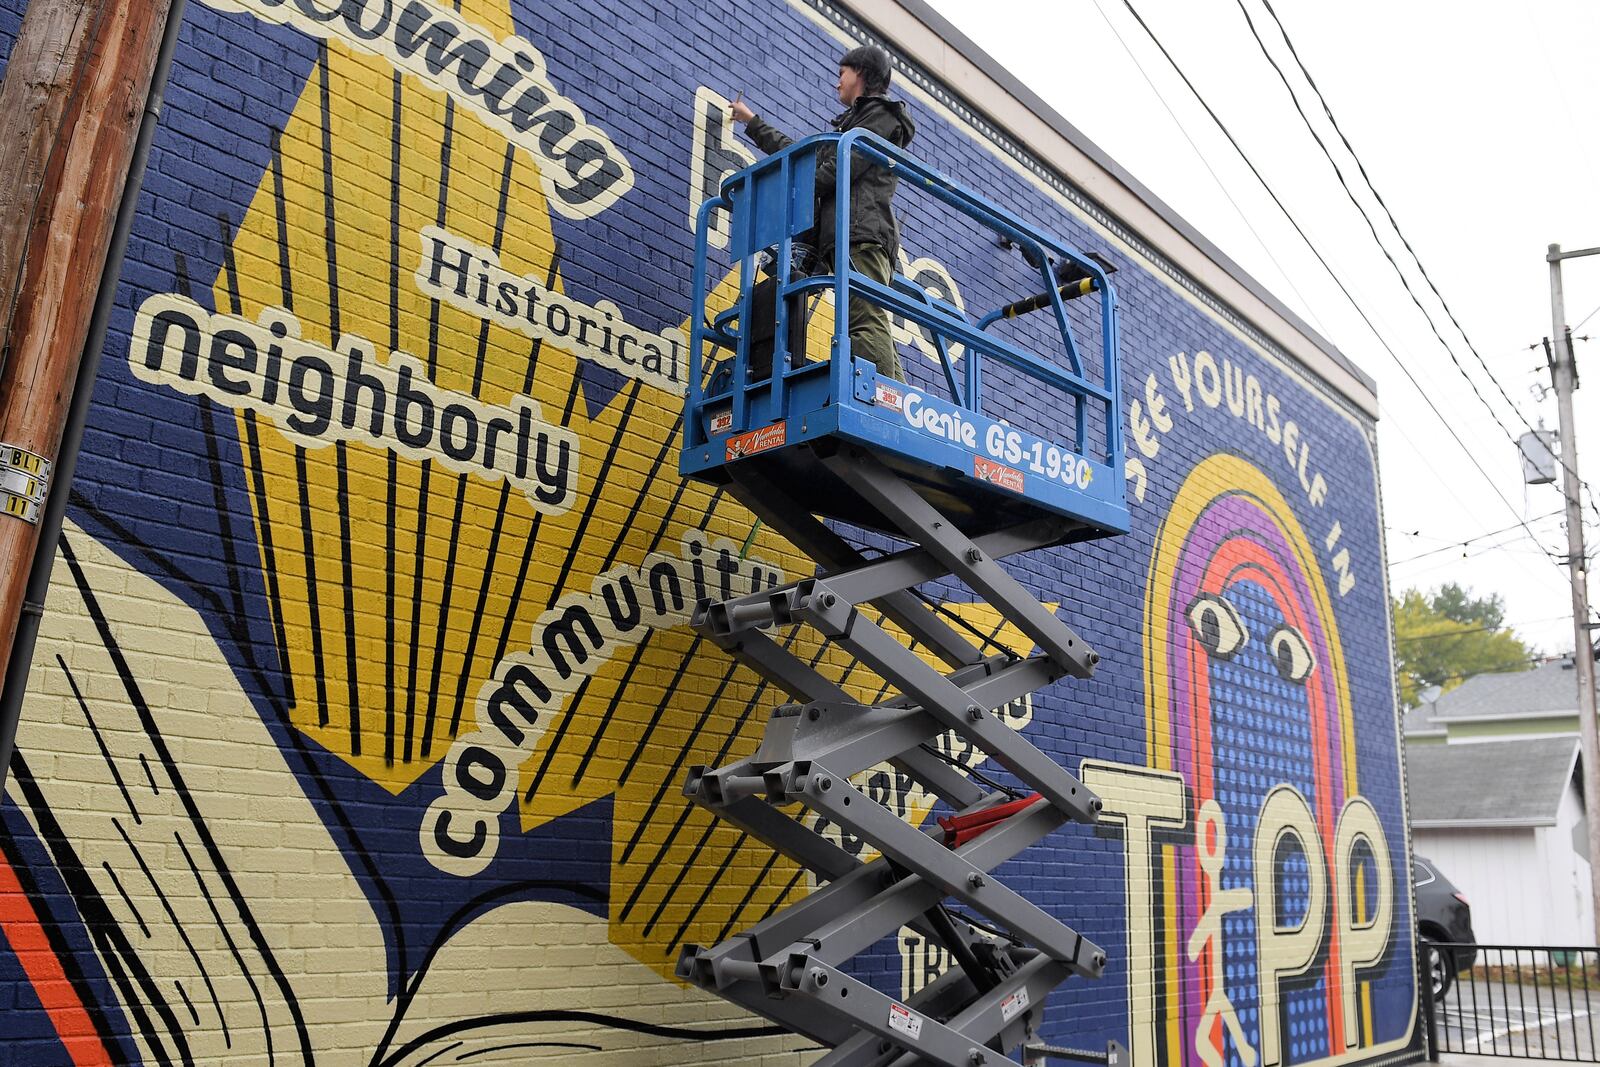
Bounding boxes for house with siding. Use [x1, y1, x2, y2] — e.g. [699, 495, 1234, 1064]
[1406, 655, 1586, 746]
[1404, 656, 1593, 944]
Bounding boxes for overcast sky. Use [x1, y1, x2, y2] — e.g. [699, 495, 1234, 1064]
[926, 0, 1600, 659]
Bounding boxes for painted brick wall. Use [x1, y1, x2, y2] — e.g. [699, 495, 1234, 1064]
[0, 0, 1417, 1063]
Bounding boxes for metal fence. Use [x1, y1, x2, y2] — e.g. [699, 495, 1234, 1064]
[1422, 941, 1600, 1061]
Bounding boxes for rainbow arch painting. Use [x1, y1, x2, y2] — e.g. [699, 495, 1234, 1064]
[1104, 452, 1413, 1067]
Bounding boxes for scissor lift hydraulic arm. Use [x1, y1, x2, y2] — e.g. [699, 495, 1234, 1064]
[675, 131, 1130, 1067]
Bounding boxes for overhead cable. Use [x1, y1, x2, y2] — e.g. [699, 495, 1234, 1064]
[1394, 614, 1575, 645]
[1089, 0, 1332, 337]
[1116, 0, 1566, 569]
[1386, 510, 1565, 566]
[1241, 0, 1600, 520]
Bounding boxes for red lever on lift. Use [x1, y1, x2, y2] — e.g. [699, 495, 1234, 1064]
[939, 793, 1043, 848]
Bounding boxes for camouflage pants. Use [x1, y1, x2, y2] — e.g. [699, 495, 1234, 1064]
[745, 242, 904, 383]
[844, 242, 903, 383]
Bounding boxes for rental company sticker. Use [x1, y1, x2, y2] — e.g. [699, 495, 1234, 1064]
[874, 381, 905, 411]
[974, 456, 1025, 493]
[726, 423, 786, 460]
[888, 1001, 924, 1039]
[1000, 986, 1030, 1022]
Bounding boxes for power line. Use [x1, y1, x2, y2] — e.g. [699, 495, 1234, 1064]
[1229, 0, 1510, 436]
[1576, 301, 1600, 333]
[1390, 534, 1570, 579]
[1376, 399, 1569, 591]
[1406, 657, 1546, 688]
[1087, 0, 1332, 338]
[1243, 0, 1600, 524]
[1114, 0, 1565, 571]
[1386, 510, 1565, 566]
[1256, 0, 1537, 430]
[1394, 614, 1572, 645]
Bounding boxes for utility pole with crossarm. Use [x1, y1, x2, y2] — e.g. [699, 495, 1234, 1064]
[1547, 241, 1600, 942]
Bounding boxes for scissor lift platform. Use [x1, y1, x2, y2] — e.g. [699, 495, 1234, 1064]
[676, 131, 1129, 1066]
[687, 428, 1113, 545]
[681, 130, 1129, 544]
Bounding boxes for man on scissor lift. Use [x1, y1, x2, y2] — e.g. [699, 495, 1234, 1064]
[730, 44, 916, 383]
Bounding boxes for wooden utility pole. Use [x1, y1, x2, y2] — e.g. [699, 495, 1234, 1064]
[1547, 243, 1600, 943]
[0, 0, 175, 695]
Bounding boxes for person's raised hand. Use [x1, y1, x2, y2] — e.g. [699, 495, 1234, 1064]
[729, 98, 755, 124]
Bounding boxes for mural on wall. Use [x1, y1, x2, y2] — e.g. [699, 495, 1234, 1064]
[1086, 451, 1400, 1067]
[0, 0, 1415, 1062]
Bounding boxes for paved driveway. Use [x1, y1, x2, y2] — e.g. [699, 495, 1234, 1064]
[1434, 974, 1600, 1062]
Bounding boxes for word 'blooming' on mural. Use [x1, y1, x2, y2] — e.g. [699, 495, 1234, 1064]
[131, 294, 577, 512]
[199, 0, 632, 218]
[423, 532, 785, 876]
[416, 226, 686, 395]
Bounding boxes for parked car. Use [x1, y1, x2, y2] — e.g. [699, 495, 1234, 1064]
[1414, 855, 1477, 999]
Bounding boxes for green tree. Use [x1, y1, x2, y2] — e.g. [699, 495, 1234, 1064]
[1392, 583, 1534, 707]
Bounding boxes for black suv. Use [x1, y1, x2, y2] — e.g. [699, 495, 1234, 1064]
[1415, 855, 1477, 999]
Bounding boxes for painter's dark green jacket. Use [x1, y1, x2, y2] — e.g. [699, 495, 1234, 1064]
[745, 94, 916, 260]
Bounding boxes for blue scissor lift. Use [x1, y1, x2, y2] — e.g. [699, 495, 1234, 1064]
[676, 131, 1131, 1067]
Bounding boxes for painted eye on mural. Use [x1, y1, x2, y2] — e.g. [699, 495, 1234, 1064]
[1267, 625, 1316, 683]
[1185, 593, 1249, 659]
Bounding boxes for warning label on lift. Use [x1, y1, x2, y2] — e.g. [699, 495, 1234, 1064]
[887, 1001, 924, 1040]
[974, 456, 1025, 493]
[1000, 986, 1030, 1022]
[726, 423, 786, 460]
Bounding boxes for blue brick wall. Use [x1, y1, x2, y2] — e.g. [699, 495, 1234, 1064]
[0, 0, 1413, 1062]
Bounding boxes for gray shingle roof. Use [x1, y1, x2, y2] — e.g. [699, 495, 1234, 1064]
[1429, 658, 1582, 719]
[1406, 736, 1579, 826]
[1403, 703, 1442, 736]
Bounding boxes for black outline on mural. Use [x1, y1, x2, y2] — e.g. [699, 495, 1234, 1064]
[317, 45, 366, 759]
[60, 626, 234, 1049]
[410, 92, 456, 761]
[447, 248, 563, 746]
[212, 199, 416, 993]
[221, 215, 299, 714]
[62, 485, 419, 1025]
[520, 402, 684, 799]
[55, 534, 316, 1062]
[431, 143, 518, 746]
[377, 1011, 789, 1066]
[0, 807, 134, 1063]
[69, 487, 417, 1011]
[10, 759, 191, 1064]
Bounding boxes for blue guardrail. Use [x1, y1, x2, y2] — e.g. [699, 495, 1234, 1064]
[682, 129, 1130, 540]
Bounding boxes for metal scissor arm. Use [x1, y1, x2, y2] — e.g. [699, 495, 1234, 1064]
[676, 449, 1112, 1065]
